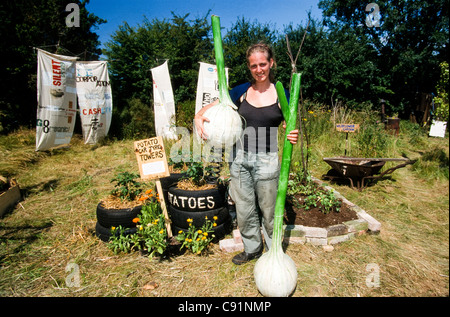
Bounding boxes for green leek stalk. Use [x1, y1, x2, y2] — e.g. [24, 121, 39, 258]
[211, 15, 236, 110]
[254, 73, 301, 297]
[200, 15, 243, 148]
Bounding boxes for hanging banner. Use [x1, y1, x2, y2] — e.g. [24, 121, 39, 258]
[195, 62, 229, 114]
[36, 49, 78, 151]
[76, 61, 113, 144]
[151, 61, 177, 140]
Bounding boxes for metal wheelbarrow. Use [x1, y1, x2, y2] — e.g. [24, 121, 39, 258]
[322, 157, 416, 190]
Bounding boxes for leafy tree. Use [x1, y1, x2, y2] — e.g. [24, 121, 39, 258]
[104, 12, 212, 137]
[0, 0, 105, 133]
[318, 0, 449, 116]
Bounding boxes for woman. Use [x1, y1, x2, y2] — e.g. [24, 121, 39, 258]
[194, 43, 298, 264]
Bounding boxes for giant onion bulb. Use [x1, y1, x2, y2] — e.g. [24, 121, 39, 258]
[201, 15, 243, 148]
[254, 73, 302, 297]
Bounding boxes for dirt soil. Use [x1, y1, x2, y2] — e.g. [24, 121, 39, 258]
[284, 193, 358, 228]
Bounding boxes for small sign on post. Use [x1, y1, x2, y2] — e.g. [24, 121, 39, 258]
[134, 136, 172, 237]
[336, 123, 359, 132]
[336, 124, 360, 156]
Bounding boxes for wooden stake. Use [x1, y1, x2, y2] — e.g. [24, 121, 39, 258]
[155, 179, 172, 237]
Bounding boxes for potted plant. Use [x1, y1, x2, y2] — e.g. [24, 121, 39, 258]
[95, 171, 153, 241]
[166, 157, 231, 241]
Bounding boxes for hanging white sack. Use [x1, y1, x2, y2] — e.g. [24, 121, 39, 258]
[151, 61, 177, 140]
[36, 49, 78, 151]
[194, 62, 229, 115]
[76, 61, 113, 144]
[429, 120, 447, 138]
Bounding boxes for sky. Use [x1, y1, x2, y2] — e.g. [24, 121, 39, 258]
[85, 0, 323, 49]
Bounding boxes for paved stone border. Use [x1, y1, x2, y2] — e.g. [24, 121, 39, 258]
[283, 176, 381, 246]
[219, 176, 381, 252]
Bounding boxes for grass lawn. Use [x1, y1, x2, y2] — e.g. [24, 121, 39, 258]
[0, 122, 448, 297]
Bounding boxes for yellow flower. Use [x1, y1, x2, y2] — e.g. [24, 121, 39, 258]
[159, 229, 164, 234]
[202, 236, 206, 240]
[139, 226, 143, 231]
[205, 216, 208, 220]
[196, 238, 200, 241]
[111, 226, 116, 230]
[178, 230, 183, 234]
[203, 232, 208, 236]
[213, 216, 218, 220]
[213, 222, 217, 227]
[308, 110, 314, 114]
[197, 230, 202, 234]
[187, 218, 193, 223]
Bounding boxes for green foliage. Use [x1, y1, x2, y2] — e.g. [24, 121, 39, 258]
[119, 98, 155, 139]
[433, 61, 449, 122]
[175, 100, 196, 133]
[319, 0, 448, 115]
[104, 13, 213, 115]
[355, 122, 390, 158]
[175, 217, 216, 255]
[108, 201, 168, 258]
[110, 172, 144, 201]
[303, 189, 341, 214]
[182, 161, 205, 186]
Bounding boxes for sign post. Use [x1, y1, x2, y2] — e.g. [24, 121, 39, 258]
[134, 136, 172, 237]
[335, 124, 359, 156]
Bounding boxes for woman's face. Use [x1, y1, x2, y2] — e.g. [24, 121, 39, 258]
[248, 51, 273, 84]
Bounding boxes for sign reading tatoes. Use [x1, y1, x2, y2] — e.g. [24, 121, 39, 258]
[134, 136, 170, 180]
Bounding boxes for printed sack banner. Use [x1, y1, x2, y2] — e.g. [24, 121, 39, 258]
[76, 61, 112, 144]
[195, 62, 229, 114]
[151, 61, 177, 139]
[36, 49, 78, 151]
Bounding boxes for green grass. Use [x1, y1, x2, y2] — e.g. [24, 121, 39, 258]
[0, 111, 448, 297]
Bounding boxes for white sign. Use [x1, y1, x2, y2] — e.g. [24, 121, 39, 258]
[76, 61, 113, 144]
[195, 62, 229, 114]
[151, 61, 177, 139]
[36, 49, 78, 151]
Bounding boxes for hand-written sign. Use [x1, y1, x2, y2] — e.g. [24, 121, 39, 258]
[134, 136, 170, 180]
[336, 124, 360, 132]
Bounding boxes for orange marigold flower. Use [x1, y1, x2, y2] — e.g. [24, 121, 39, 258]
[132, 217, 140, 223]
[145, 189, 152, 194]
[139, 196, 148, 201]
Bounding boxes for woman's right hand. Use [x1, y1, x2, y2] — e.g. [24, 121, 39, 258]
[194, 113, 210, 140]
[194, 99, 218, 140]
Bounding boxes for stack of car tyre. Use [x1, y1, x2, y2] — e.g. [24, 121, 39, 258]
[166, 183, 232, 241]
[95, 203, 142, 242]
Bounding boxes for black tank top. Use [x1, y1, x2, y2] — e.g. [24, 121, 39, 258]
[237, 98, 284, 153]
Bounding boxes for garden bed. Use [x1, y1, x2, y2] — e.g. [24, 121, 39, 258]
[283, 176, 381, 246]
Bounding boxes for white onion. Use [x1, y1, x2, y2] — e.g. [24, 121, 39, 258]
[254, 247, 298, 297]
[202, 103, 243, 148]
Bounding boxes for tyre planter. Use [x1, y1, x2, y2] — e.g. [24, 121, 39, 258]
[168, 205, 230, 229]
[159, 172, 187, 204]
[167, 184, 226, 212]
[96, 202, 142, 229]
[172, 216, 232, 242]
[160, 172, 187, 189]
[95, 221, 137, 242]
